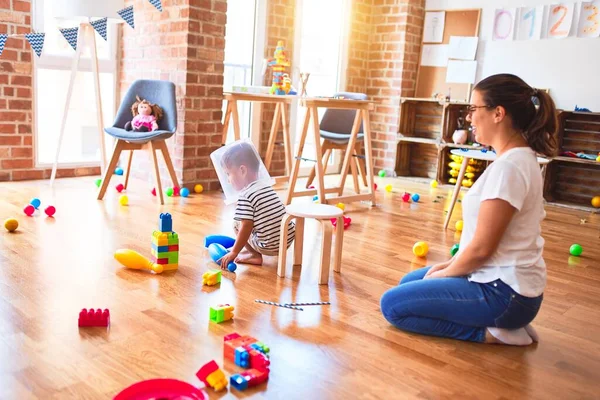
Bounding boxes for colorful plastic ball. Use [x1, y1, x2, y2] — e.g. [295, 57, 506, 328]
[592, 196, 600, 208]
[114, 167, 124, 176]
[411, 193, 420, 202]
[23, 204, 35, 216]
[194, 184, 204, 194]
[180, 188, 190, 197]
[95, 178, 102, 188]
[116, 183, 124, 193]
[44, 205, 56, 217]
[455, 220, 464, 232]
[385, 184, 393, 192]
[173, 186, 180, 196]
[450, 244, 460, 257]
[378, 170, 386, 178]
[401, 193, 410, 202]
[308, 185, 315, 189]
[430, 180, 438, 188]
[152, 188, 156, 196]
[166, 188, 174, 197]
[596, 155, 600, 162]
[30, 198, 41, 209]
[4, 218, 18, 232]
[569, 244, 583, 257]
[313, 195, 319, 201]
[336, 202, 345, 211]
[412, 241, 429, 257]
[374, 183, 378, 190]
[119, 195, 129, 206]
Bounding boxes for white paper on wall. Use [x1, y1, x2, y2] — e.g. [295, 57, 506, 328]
[423, 11, 445, 43]
[516, 6, 544, 40]
[578, 1, 600, 38]
[420, 44, 449, 67]
[547, 3, 575, 39]
[492, 8, 517, 41]
[448, 36, 478, 60]
[446, 60, 477, 84]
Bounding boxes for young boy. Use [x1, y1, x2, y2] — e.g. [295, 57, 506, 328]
[218, 141, 295, 267]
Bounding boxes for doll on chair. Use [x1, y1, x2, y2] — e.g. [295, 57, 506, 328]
[124, 96, 164, 132]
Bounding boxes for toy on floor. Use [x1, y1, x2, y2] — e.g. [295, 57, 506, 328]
[151, 213, 179, 272]
[119, 195, 128, 206]
[223, 332, 270, 391]
[181, 187, 190, 197]
[230, 369, 270, 392]
[78, 308, 110, 327]
[4, 218, 18, 232]
[205, 234, 236, 249]
[210, 304, 234, 323]
[30, 198, 41, 209]
[592, 196, 600, 208]
[151, 188, 156, 196]
[115, 167, 124, 175]
[378, 170, 386, 177]
[412, 241, 429, 257]
[267, 40, 291, 95]
[450, 243, 460, 256]
[124, 96, 163, 132]
[411, 193, 420, 202]
[45, 206, 56, 217]
[114, 249, 164, 273]
[95, 178, 102, 188]
[116, 183, 124, 193]
[196, 360, 228, 391]
[255, 299, 304, 311]
[330, 216, 351, 230]
[402, 192, 411, 202]
[202, 269, 221, 286]
[430, 180, 438, 188]
[336, 202, 345, 211]
[173, 186, 180, 196]
[23, 205, 35, 216]
[194, 184, 204, 193]
[570, 244, 583, 256]
[385, 184, 393, 192]
[114, 378, 208, 400]
[208, 243, 237, 272]
[455, 220, 463, 231]
[166, 187, 174, 197]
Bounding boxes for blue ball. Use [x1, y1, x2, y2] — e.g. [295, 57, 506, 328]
[411, 193, 420, 202]
[228, 262, 237, 272]
[30, 198, 41, 209]
[481, 149, 488, 153]
[180, 187, 190, 197]
[313, 195, 319, 201]
[114, 167, 124, 175]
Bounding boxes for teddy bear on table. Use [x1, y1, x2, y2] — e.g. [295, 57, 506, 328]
[124, 96, 164, 132]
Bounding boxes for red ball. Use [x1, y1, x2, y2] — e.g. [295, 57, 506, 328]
[402, 193, 411, 202]
[24, 204, 35, 216]
[374, 183, 378, 190]
[116, 183, 124, 193]
[173, 186, 180, 196]
[45, 205, 56, 217]
[151, 188, 156, 196]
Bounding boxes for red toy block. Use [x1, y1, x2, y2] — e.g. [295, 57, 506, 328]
[224, 332, 241, 342]
[196, 360, 219, 386]
[224, 334, 257, 363]
[168, 245, 179, 251]
[245, 347, 270, 370]
[78, 308, 110, 327]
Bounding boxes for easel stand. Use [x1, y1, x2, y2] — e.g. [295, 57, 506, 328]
[221, 92, 295, 184]
[285, 98, 376, 206]
[50, 22, 107, 186]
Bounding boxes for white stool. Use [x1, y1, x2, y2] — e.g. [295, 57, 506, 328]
[277, 203, 344, 285]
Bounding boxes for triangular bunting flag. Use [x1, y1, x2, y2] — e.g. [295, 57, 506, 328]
[0, 34, 7, 57]
[149, 0, 163, 12]
[117, 5, 135, 29]
[90, 17, 108, 41]
[59, 27, 78, 51]
[25, 33, 45, 57]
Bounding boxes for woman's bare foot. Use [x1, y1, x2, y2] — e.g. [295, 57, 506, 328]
[485, 327, 532, 346]
[235, 250, 263, 265]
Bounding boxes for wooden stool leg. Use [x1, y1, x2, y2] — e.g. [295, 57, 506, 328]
[149, 141, 165, 205]
[293, 217, 305, 266]
[355, 147, 368, 187]
[97, 139, 125, 200]
[285, 108, 311, 205]
[277, 214, 295, 278]
[123, 150, 134, 190]
[157, 140, 180, 188]
[334, 216, 344, 273]
[318, 220, 333, 285]
[443, 156, 469, 229]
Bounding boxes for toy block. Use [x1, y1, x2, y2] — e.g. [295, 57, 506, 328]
[196, 360, 228, 391]
[151, 243, 169, 253]
[235, 347, 250, 368]
[162, 263, 178, 271]
[152, 231, 170, 246]
[167, 245, 179, 252]
[202, 270, 221, 286]
[168, 232, 179, 245]
[210, 304, 234, 323]
[158, 213, 172, 232]
[246, 348, 270, 370]
[224, 332, 241, 342]
[224, 334, 256, 363]
[78, 308, 110, 327]
[150, 256, 169, 265]
[250, 342, 270, 355]
[150, 250, 178, 264]
[230, 368, 269, 391]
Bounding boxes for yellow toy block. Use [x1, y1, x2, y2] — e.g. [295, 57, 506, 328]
[206, 369, 228, 391]
[202, 270, 221, 286]
[152, 231, 170, 246]
[162, 263, 178, 272]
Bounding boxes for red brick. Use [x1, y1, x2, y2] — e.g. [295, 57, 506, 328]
[13, 0, 30, 12]
[1, 158, 32, 169]
[11, 147, 32, 158]
[9, 99, 31, 109]
[0, 111, 27, 122]
[10, 75, 31, 86]
[0, 135, 21, 146]
[12, 169, 44, 181]
[16, 88, 31, 98]
[18, 124, 31, 134]
[0, 124, 16, 133]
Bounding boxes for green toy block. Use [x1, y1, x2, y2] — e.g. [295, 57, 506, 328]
[168, 232, 179, 245]
[210, 308, 225, 323]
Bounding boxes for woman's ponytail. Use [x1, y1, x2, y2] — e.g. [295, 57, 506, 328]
[523, 89, 558, 157]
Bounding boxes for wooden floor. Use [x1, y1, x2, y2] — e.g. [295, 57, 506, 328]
[0, 175, 599, 399]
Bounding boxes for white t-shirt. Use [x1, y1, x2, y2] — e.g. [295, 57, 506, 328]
[459, 147, 547, 297]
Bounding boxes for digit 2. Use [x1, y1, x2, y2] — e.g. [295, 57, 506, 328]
[550, 5, 568, 36]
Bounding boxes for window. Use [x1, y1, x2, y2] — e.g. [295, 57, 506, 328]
[290, 0, 351, 175]
[33, 1, 118, 166]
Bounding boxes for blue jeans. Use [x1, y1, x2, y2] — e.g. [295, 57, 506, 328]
[380, 266, 543, 342]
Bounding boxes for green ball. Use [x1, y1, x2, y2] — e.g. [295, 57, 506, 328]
[450, 244, 460, 257]
[166, 188, 174, 197]
[569, 244, 583, 256]
[378, 170, 386, 178]
[95, 178, 102, 188]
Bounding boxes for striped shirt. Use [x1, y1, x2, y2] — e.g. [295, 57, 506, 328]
[234, 181, 295, 252]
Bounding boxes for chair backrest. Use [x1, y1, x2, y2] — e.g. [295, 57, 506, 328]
[113, 80, 177, 132]
[319, 92, 368, 134]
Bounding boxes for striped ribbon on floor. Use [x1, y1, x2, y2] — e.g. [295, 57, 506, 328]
[255, 299, 303, 311]
[283, 302, 330, 307]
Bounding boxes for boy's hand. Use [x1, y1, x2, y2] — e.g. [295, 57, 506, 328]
[218, 251, 238, 270]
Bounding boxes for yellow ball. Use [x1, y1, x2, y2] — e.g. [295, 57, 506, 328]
[119, 195, 129, 206]
[385, 184, 393, 192]
[194, 184, 204, 194]
[413, 241, 429, 257]
[430, 180, 438, 188]
[596, 155, 600, 162]
[4, 218, 18, 232]
[592, 196, 600, 208]
[455, 220, 463, 231]
[336, 202, 345, 211]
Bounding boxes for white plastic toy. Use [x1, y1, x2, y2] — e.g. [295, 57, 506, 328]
[210, 139, 274, 205]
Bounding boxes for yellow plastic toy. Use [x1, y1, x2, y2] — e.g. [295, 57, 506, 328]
[455, 220, 463, 231]
[114, 249, 164, 273]
[206, 367, 228, 391]
[119, 195, 128, 206]
[430, 180, 438, 188]
[4, 218, 18, 232]
[385, 184, 393, 192]
[202, 269, 222, 286]
[592, 196, 600, 208]
[336, 202, 345, 211]
[412, 241, 429, 257]
[194, 184, 204, 193]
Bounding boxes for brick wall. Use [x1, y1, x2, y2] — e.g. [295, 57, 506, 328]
[119, 0, 226, 191]
[346, 0, 372, 94]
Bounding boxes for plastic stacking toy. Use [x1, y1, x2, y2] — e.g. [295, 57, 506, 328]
[151, 213, 179, 272]
[385, 184, 393, 192]
[4, 218, 18, 232]
[210, 304, 234, 324]
[95, 178, 102, 188]
[412, 241, 429, 257]
[196, 360, 228, 391]
[116, 183, 124, 193]
[336, 202, 345, 211]
[401, 193, 411, 202]
[208, 243, 237, 272]
[114, 249, 164, 273]
[202, 269, 222, 286]
[569, 244, 583, 256]
[166, 187, 174, 197]
[78, 308, 110, 327]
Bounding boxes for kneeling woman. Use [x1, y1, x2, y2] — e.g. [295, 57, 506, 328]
[380, 74, 557, 345]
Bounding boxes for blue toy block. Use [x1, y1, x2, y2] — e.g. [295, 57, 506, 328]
[158, 213, 172, 232]
[230, 374, 249, 391]
[207, 243, 237, 272]
[234, 347, 249, 368]
[204, 234, 235, 249]
[151, 243, 169, 253]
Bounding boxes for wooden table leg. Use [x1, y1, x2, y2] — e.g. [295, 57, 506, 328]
[221, 100, 232, 144]
[277, 213, 295, 278]
[443, 156, 469, 230]
[311, 106, 327, 204]
[319, 220, 333, 285]
[285, 108, 311, 205]
[265, 102, 282, 171]
[336, 110, 362, 196]
[362, 109, 376, 205]
[231, 99, 241, 141]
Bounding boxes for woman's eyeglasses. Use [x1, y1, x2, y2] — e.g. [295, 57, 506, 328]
[467, 105, 493, 116]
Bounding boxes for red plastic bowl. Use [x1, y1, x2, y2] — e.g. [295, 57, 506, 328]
[113, 379, 208, 400]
